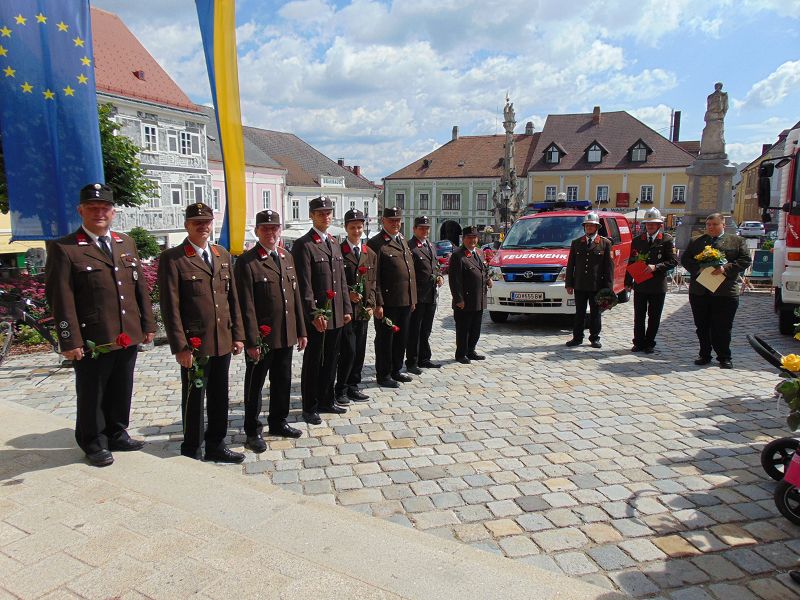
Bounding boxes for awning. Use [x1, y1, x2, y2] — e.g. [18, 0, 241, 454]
[0, 234, 46, 255]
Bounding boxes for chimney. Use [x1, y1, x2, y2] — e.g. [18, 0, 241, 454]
[672, 110, 681, 142]
[592, 106, 601, 125]
[762, 144, 772, 155]
[452, 126, 459, 141]
[353, 165, 361, 177]
[337, 158, 345, 166]
[525, 121, 534, 135]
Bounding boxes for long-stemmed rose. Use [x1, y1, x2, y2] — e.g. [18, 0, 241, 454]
[352, 266, 372, 320]
[248, 325, 272, 363]
[187, 336, 209, 389]
[312, 290, 335, 354]
[87, 333, 132, 359]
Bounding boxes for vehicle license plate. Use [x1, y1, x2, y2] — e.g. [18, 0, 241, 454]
[511, 292, 544, 301]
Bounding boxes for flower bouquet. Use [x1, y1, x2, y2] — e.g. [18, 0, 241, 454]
[187, 336, 209, 389]
[595, 288, 618, 312]
[248, 325, 271, 363]
[87, 333, 132, 358]
[634, 251, 649, 263]
[694, 245, 726, 269]
[776, 354, 800, 431]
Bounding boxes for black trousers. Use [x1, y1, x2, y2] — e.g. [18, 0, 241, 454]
[454, 309, 483, 359]
[73, 346, 138, 454]
[180, 353, 231, 455]
[336, 319, 368, 395]
[374, 305, 411, 379]
[301, 326, 342, 412]
[572, 290, 601, 342]
[406, 301, 436, 367]
[689, 294, 739, 361]
[243, 346, 293, 436]
[633, 291, 666, 349]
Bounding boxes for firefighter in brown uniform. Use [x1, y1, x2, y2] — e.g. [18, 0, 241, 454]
[367, 206, 417, 388]
[45, 183, 155, 467]
[335, 209, 377, 404]
[158, 202, 246, 463]
[235, 210, 307, 451]
[624, 208, 677, 353]
[565, 212, 614, 349]
[406, 215, 443, 373]
[291, 196, 352, 424]
[448, 226, 491, 363]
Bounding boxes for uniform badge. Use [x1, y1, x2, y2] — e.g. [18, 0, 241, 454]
[59, 321, 68, 328]
[293, 280, 297, 290]
[60, 330, 70, 338]
[133, 270, 139, 281]
[76, 232, 89, 246]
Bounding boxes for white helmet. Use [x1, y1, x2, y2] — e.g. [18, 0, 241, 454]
[583, 212, 600, 225]
[642, 208, 664, 223]
[557, 192, 567, 201]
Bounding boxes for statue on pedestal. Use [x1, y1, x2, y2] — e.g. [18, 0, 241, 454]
[699, 82, 728, 157]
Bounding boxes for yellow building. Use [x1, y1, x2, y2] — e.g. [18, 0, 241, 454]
[0, 212, 46, 277]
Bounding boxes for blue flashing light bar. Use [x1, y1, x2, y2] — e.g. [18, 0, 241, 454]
[530, 200, 593, 212]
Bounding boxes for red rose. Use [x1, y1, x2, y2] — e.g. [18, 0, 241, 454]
[326, 290, 336, 299]
[392, 325, 400, 333]
[115, 333, 132, 348]
[189, 337, 202, 349]
[358, 265, 368, 275]
[259, 325, 272, 336]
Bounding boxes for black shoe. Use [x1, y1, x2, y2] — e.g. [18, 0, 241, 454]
[790, 570, 800, 585]
[181, 448, 201, 460]
[268, 423, 302, 439]
[406, 365, 423, 375]
[377, 378, 399, 388]
[347, 388, 370, 401]
[335, 394, 351, 406]
[694, 356, 712, 366]
[319, 404, 347, 414]
[719, 359, 733, 369]
[643, 347, 655, 354]
[244, 435, 267, 453]
[109, 438, 145, 452]
[589, 341, 602, 349]
[455, 356, 471, 364]
[204, 446, 245, 464]
[302, 411, 322, 425]
[391, 372, 412, 383]
[86, 449, 114, 467]
[466, 352, 485, 361]
[419, 361, 441, 369]
[565, 338, 582, 347]
[631, 345, 642, 352]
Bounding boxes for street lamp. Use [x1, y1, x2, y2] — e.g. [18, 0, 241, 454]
[501, 183, 512, 237]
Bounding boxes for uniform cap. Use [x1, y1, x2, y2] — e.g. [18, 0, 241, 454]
[414, 215, 431, 227]
[583, 212, 600, 225]
[309, 196, 334, 211]
[185, 202, 214, 221]
[462, 225, 479, 237]
[344, 209, 366, 223]
[256, 209, 281, 226]
[382, 206, 402, 218]
[642, 208, 664, 223]
[79, 183, 114, 204]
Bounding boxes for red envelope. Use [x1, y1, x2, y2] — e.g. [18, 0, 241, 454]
[627, 261, 654, 284]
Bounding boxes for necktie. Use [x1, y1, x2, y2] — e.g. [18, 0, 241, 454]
[98, 235, 113, 259]
[270, 250, 281, 272]
[325, 236, 332, 252]
[353, 244, 360, 260]
[587, 237, 592, 249]
[649, 236, 654, 244]
[202, 249, 213, 274]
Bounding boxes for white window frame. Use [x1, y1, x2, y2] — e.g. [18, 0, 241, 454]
[167, 130, 178, 153]
[147, 178, 161, 208]
[631, 143, 648, 162]
[212, 188, 221, 211]
[142, 124, 158, 152]
[291, 199, 300, 220]
[442, 192, 461, 211]
[566, 186, 578, 201]
[179, 131, 200, 156]
[349, 199, 356, 211]
[545, 186, 557, 201]
[546, 147, 560, 164]
[395, 192, 405, 208]
[671, 185, 686, 204]
[183, 181, 196, 204]
[596, 185, 609, 203]
[476, 192, 488, 211]
[419, 192, 429, 210]
[587, 144, 602, 163]
[640, 185, 654, 204]
[170, 185, 182, 206]
[262, 189, 271, 210]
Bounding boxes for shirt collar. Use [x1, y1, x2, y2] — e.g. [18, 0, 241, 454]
[586, 233, 597, 242]
[312, 226, 328, 241]
[348, 239, 361, 251]
[81, 225, 110, 244]
[259, 241, 277, 254]
[189, 239, 211, 259]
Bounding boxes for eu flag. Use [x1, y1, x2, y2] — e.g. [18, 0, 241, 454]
[0, 0, 104, 240]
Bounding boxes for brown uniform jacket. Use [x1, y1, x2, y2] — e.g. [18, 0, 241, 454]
[367, 231, 417, 307]
[45, 228, 155, 352]
[408, 236, 440, 304]
[235, 244, 307, 349]
[681, 233, 752, 297]
[341, 240, 377, 319]
[448, 246, 489, 311]
[157, 239, 244, 356]
[291, 229, 352, 329]
[624, 232, 677, 294]
[565, 235, 614, 292]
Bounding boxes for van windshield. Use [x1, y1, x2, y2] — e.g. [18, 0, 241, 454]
[501, 216, 585, 249]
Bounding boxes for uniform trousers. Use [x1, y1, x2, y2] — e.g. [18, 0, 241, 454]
[572, 290, 601, 342]
[180, 353, 231, 455]
[374, 305, 411, 378]
[301, 326, 343, 412]
[406, 301, 436, 367]
[689, 294, 739, 361]
[335, 319, 368, 395]
[454, 309, 483, 359]
[633, 291, 666, 349]
[73, 345, 138, 454]
[243, 346, 293, 436]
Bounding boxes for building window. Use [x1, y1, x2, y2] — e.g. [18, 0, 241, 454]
[546, 147, 560, 164]
[167, 130, 178, 153]
[262, 190, 271, 210]
[179, 131, 200, 156]
[671, 185, 686, 204]
[147, 179, 161, 208]
[545, 186, 557, 201]
[419, 192, 429, 210]
[171, 185, 182, 206]
[631, 142, 648, 162]
[194, 185, 204, 205]
[395, 192, 405, 209]
[212, 188, 220, 211]
[350, 199, 356, 211]
[363, 200, 369, 216]
[587, 144, 602, 163]
[442, 193, 461, 211]
[596, 185, 609, 204]
[183, 182, 195, 204]
[292, 199, 300, 220]
[476, 193, 488, 211]
[640, 185, 654, 204]
[566, 186, 578, 201]
[142, 124, 158, 152]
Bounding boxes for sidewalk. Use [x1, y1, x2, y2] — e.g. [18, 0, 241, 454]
[0, 400, 626, 599]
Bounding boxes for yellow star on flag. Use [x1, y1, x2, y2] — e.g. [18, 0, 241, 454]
[43, 89, 55, 100]
[62, 85, 74, 96]
[0, 26, 11, 37]
[80, 56, 91, 67]
[0, 45, 7, 57]
[72, 36, 84, 47]
[57, 21, 68, 32]
[3, 66, 14, 77]
[21, 81, 33, 93]
[76, 73, 88, 85]
[35, 14, 47, 24]
[14, 15, 26, 26]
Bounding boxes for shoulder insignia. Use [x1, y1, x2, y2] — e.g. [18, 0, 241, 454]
[312, 231, 322, 244]
[111, 232, 124, 243]
[210, 245, 221, 257]
[257, 245, 268, 259]
[640, 234, 647, 240]
[76, 232, 89, 246]
[341, 243, 351, 254]
[184, 244, 196, 258]
[361, 243, 368, 253]
[657, 233, 663, 241]
[279, 252, 285, 259]
[383, 234, 390, 241]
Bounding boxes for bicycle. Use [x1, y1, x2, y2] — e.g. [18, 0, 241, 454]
[0, 289, 61, 366]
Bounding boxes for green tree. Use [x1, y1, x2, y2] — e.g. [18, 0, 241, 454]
[129, 226, 161, 259]
[0, 103, 157, 214]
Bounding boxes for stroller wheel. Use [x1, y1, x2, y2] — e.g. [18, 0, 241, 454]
[774, 480, 800, 526]
[761, 437, 800, 481]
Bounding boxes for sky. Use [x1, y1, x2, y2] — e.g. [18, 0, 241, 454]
[91, 0, 800, 182]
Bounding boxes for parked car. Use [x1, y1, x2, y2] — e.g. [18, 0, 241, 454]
[435, 240, 454, 257]
[739, 221, 766, 238]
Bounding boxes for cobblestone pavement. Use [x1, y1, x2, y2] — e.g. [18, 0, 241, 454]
[2, 287, 799, 599]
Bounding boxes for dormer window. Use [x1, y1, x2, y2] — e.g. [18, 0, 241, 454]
[629, 139, 652, 163]
[544, 142, 565, 165]
[584, 141, 607, 164]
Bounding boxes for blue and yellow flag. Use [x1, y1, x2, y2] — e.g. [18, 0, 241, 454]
[195, 0, 246, 255]
[0, 0, 104, 240]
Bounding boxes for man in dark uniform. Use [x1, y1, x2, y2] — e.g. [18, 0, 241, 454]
[45, 183, 156, 467]
[406, 215, 443, 373]
[235, 209, 308, 452]
[291, 196, 352, 424]
[335, 209, 377, 404]
[448, 226, 491, 364]
[367, 207, 417, 388]
[681, 212, 751, 368]
[158, 202, 246, 463]
[624, 208, 677, 353]
[565, 212, 614, 349]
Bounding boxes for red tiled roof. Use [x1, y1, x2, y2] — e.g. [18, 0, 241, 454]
[676, 140, 700, 156]
[385, 133, 540, 179]
[91, 8, 200, 112]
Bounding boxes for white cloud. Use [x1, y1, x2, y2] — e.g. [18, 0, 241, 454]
[736, 61, 800, 110]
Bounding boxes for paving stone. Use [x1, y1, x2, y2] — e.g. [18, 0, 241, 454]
[586, 545, 637, 570]
[669, 587, 715, 600]
[711, 524, 758, 547]
[681, 531, 728, 553]
[484, 519, 523, 537]
[652, 535, 702, 558]
[514, 513, 553, 532]
[746, 577, 797, 600]
[723, 548, 775, 575]
[609, 570, 660, 598]
[751, 541, 799, 568]
[532, 529, 588, 552]
[583, 523, 623, 544]
[707, 583, 759, 600]
[554, 552, 598, 575]
[618, 538, 666, 562]
[691, 555, 745, 580]
[498, 535, 539, 557]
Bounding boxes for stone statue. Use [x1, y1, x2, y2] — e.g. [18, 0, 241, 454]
[503, 98, 515, 134]
[699, 82, 728, 157]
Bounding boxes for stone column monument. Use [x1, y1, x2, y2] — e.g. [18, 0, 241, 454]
[676, 82, 738, 249]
